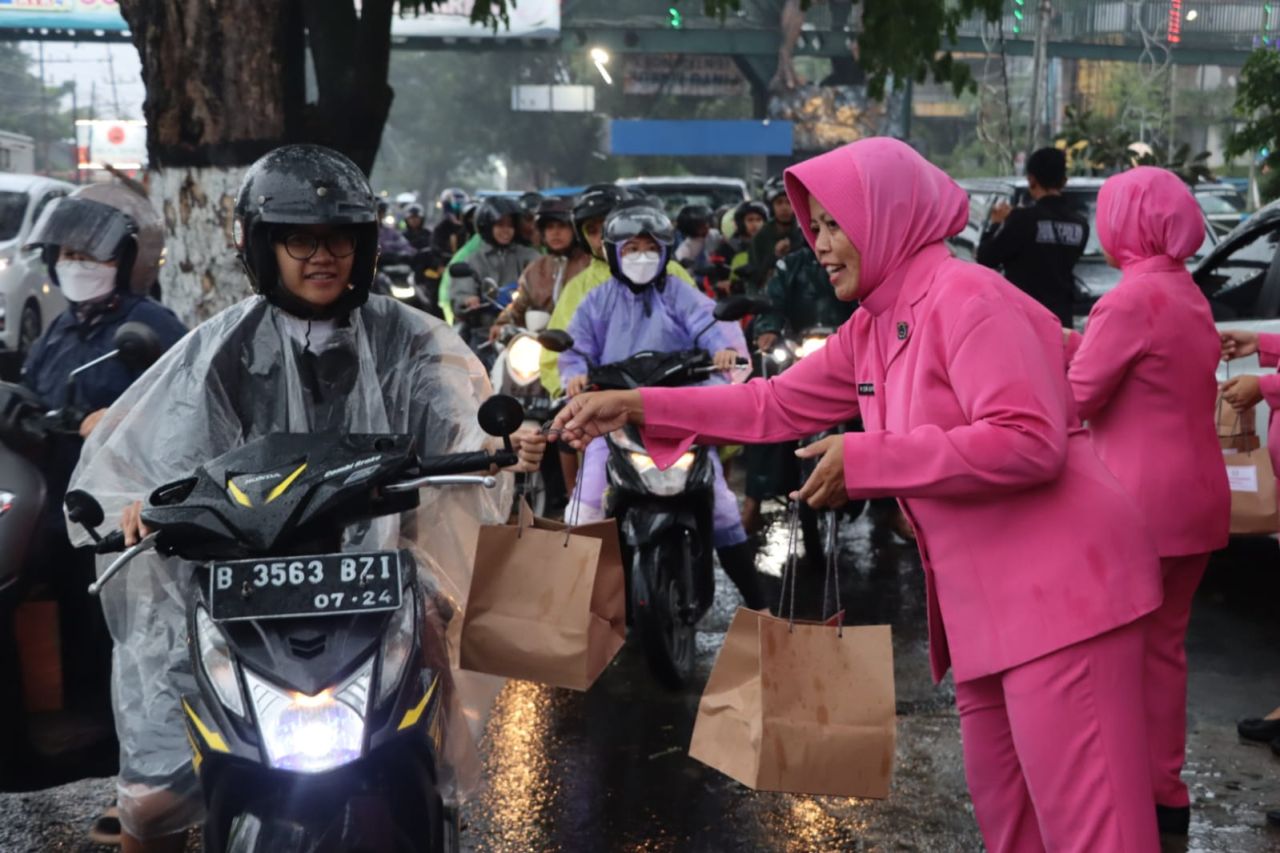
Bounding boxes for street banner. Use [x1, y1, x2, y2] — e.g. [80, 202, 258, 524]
[0, 0, 127, 32]
[623, 54, 747, 98]
[391, 0, 559, 39]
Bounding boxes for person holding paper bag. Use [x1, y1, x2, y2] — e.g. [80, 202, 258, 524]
[1221, 331, 1280, 446]
[554, 139, 1163, 852]
[1064, 167, 1230, 836]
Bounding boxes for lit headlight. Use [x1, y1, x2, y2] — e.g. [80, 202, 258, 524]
[377, 595, 416, 706]
[245, 658, 372, 774]
[196, 606, 244, 717]
[629, 451, 657, 472]
[0, 490, 14, 516]
[0, 257, 9, 272]
[771, 347, 790, 364]
[390, 283, 416, 299]
[625, 450, 696, 495]
[382, 215, 397, 227]
[506, 335, 544, 385]
[798, 335, 829, 359]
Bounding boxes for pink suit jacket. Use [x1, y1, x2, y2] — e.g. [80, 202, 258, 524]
[1066, 258, 1229, 557]
[640, 243, 1163, 684]
[1255, 334, 1280, 458]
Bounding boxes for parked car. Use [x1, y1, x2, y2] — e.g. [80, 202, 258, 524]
[615, 177, 748, 218]
[0, 174, 73, 370]
[951, 176, 1218, 318]
[1194, 181, 1250, 237]
[1191, 200, 1280, 445]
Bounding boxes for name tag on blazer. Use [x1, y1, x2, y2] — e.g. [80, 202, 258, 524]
[857, 383, 875, 396]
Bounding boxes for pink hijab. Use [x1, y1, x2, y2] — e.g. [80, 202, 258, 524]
[783, 138, 968, 297]
[1096, 167, 1204, 268]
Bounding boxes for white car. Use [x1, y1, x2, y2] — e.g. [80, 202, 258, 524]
[1194, 199, 1280, 445]
[0, 174, 73, 367]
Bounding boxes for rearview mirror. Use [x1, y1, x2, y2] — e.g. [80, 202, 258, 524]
[449, 262, 476, 279]
[478, 395, 525, 438]
[713, 295, 771, 323]
[65, 489, 105, 529]
[114, 322, 163, 370]
[536, 329, 575, 353]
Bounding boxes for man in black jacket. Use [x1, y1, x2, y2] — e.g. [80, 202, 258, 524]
[976, 148, 1089, 325]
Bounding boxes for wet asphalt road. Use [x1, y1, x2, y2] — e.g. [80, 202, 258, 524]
[5, 506, 1280, 852]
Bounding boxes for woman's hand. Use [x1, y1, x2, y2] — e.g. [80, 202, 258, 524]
[121, 500, 151, 547]
[792, 435, 849, 509]
[565, 375, 589, 398]
[552, 390, 644, 449]
[713, 349, 741, 372]
[1221, 375, 1263, 412]
[488, 322, 508, 343]
[1221, 330, 1260, 361]
[506, 427, 547, 473]
[79, 408, 108, 439]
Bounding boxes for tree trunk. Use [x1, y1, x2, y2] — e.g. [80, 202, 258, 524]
[117, 0, 398, 326]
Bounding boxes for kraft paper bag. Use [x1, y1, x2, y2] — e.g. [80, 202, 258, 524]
[1223, 447, 1280, 535]
[460, 500, 624, 690]
[688, 608, 896, 799]
[1218, 397, 1258, 451]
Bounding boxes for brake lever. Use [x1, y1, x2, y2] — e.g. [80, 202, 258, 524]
[88, 532, 159, 596]
[384, 475, 498, 492]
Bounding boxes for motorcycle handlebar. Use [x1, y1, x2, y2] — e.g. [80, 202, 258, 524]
[413, 449, 518, 477]
[690, 358, 751, 376]
[95, 530, 127, 555]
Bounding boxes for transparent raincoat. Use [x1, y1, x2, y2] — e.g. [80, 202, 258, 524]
[68, 293, 510, 838]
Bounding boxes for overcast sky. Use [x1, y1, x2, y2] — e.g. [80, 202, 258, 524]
[21, 40, 146, 120]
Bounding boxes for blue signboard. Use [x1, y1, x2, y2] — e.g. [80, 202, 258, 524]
[0, 0, 129, 32]
[609, 119, 794, 157]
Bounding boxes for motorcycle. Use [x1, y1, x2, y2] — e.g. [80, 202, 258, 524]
[447, 262, 505, 370]
[488, 310, 564, 517]
[69, 395, 527, 852]
[0, 322, 162, 786]
[537, 300, 750, 688]
[373, 252, 441, 319]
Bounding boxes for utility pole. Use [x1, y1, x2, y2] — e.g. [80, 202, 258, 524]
[1026, 0, 1052, 155]
[37, 41, 48, 173]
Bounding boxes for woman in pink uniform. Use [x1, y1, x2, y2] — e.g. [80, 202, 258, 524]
[554, 139, 1163, 852]
[1065, 167, 1230, 836]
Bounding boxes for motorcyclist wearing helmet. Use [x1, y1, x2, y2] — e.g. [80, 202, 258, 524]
[14, 183, 187, 785]
[450, 197, 539, 349]
[748, 176, 804, 292]
[490, 197, 589, 337]
[376, 199, 415, 261]
[401, 203, 433, 252]
[69, 145, 546, 853]
[557, 200, 764, 609]
[673, 203, 715, 268]
[431, 187, 470, 261]
[517, 191, 544, 249]
[537, 185, 697, 396]
[707, 200, 769, 294]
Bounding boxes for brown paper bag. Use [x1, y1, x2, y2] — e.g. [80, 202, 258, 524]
[460, 501, 625, 690]
[1224, 447, 1280, 535]
[689, 608, 896, 799]
[1218, 397, 1258, 451]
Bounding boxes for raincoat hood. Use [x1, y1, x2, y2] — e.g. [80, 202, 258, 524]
[783, 138, 968, 300]
[1096, 166, 1203, 268]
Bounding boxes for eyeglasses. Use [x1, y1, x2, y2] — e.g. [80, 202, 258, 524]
[279, 230, 358, 260]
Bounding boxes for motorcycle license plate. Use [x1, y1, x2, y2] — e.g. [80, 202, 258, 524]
[208, 552, 402, 622]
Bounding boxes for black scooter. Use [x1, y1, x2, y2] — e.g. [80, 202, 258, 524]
[70, 395, 526, 852]
[0, 322, 161, 787]
[538, 300, 750, 688]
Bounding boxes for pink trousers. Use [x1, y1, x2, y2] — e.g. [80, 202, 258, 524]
[1147, 552, 1210, 808]
[955, 621, 1158, 852]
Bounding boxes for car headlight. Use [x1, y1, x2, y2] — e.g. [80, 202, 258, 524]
[506, 335, 543, 385]
[377, 595, 416, 706]
[245, 658, 372, 774]
[797, 335, 829, 359]
[196, 606, 245, 718]
[390, 283, 416, 299]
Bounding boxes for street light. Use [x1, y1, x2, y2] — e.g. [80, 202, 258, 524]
[590, 47, 613, 86]
[1185, 9, 1197, 20]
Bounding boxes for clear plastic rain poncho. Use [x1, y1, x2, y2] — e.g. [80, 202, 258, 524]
[68, 293, 511, 839]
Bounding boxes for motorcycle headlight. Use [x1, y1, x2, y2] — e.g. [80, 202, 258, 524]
[506, 335, 543, 385]
[0, 490, 14, 516]
[245, 658, 372, 774]
[771, 347, 791, 364]
[196, 606, 245, 718]
[798, 335, 829, 359]
[390, 283, 416, 299]
[623, 450, 696, 496]
[377, 595, 416, 706]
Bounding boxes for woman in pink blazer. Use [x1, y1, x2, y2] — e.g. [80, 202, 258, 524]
[1221, 333, 1280, 452]
[554, 139, 1163, 852]
[1065, 167, 1230, 835]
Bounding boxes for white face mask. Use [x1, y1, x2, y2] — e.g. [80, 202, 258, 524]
[620, 251, 663, 286]
[56, 260, 118, 303]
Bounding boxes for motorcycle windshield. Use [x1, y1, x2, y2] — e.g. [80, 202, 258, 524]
[24, 196, 136, 261]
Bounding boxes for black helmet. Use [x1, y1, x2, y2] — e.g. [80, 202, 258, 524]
[518, 191, 544, 215]
[405, 203, 426, 219]
[733, 200, 770, 234]
[603, 200, 674, 287]
[234, 144, 378, 320]
[438, 187, 469, 217]
[572, 184, 628, 251]
[476, 197, 522, 246]
[763, 176, 789, 205]
[675, 204, 713, 238]
[535, 197, 573, 229]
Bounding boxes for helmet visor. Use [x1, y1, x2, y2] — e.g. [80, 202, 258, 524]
[24, 197, 135, 261]
[604, 207, 674, 246]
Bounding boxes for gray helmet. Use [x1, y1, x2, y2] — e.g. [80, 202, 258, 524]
[25, 182, 165, 296]
[234, 144, 378, 320]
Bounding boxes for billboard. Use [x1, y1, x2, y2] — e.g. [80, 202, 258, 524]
[0, 0, 560, 37]
[76, 119, 146, 170]
[623, 55, 747, 98]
